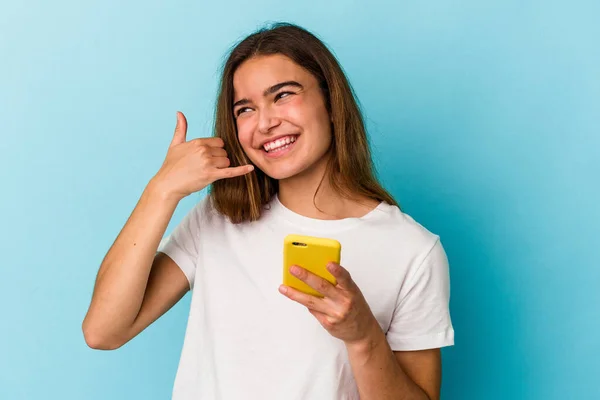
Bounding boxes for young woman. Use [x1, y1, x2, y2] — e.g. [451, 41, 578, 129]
[83, 23, 454, 400]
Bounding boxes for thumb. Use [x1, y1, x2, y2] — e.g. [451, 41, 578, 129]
[170, 111, 188, 148]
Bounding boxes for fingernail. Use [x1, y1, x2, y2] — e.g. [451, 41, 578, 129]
[290, 266, 300, 275]
[279, 285, 288, 294]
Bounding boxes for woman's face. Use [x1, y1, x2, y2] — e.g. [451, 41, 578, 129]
[232, 54, 332, 180]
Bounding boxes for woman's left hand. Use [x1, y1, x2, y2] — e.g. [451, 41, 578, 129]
[279, 262, 380, 344]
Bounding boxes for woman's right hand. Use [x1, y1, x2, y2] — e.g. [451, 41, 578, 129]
[151, 111, 254, 201]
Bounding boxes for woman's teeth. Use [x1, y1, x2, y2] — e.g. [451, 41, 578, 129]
[263, 135, 297, 152]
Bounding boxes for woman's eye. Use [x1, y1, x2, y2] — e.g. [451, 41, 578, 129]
[236, 107, 252, 117]
[275, 91, 294, 101]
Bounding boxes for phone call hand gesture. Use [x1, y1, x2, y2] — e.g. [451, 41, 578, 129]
[152, 111, 254, 201]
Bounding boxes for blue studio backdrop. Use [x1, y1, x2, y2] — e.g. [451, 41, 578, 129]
[0, 1, 598, 399]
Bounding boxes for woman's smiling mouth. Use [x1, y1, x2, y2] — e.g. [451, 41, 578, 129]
[262, 134, 299, 158]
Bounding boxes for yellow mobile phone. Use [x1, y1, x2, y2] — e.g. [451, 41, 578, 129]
[283, 234, 342, 298]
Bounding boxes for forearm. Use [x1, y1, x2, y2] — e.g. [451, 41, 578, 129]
[82, 178, 180, 345]
[345, 325, 430, 400]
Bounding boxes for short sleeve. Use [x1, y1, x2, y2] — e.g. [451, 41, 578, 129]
[386, 237, 455, 351]
[157, 199, 205, 291]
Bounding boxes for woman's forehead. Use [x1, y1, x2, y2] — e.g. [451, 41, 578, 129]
[233, 54, 314, 97]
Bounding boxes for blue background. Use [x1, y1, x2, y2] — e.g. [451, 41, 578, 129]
[1, 0, 598, 399]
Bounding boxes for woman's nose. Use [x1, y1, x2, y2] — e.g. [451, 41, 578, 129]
[257, 106, 282, 134]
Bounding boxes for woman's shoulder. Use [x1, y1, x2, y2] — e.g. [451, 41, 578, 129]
[181, 194, 222, 227]
[366, 201, 441, 249]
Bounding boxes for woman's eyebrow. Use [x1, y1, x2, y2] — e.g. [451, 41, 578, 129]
[263, 81, 303, 96]
[233, 81, 304, 108]
[233, 98, 250, 108]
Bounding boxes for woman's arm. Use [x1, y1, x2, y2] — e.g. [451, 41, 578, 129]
[278, 257, 449, 399]
[82, 180, 185, 350]
[82, 112, 254, 350]
[346, 326, 441, 400]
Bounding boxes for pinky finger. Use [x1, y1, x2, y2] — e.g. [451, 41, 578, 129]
[308, 309, 331, 325]
[308, 309, 326, 317]
[214, 164, 254, 179]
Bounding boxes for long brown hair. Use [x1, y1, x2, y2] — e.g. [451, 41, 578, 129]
[210, 22, 398, 223]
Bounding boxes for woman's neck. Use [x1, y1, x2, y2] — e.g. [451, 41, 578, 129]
[277, 158, 380, 220]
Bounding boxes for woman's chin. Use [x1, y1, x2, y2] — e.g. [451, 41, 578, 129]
[262, 170, 297, 181]
[259, 165, 304, 181]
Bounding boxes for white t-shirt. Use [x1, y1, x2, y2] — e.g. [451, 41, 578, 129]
[158, 194, 454, 400]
